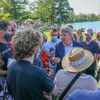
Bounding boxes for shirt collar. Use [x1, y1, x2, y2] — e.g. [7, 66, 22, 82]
[63, 42, 73, 47]
[23, 57, 34, 64]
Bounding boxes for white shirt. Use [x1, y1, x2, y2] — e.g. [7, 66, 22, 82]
[64, 42, 73, 54]
[52, 69, 98, 99]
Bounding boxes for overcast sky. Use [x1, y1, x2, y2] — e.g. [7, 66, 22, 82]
[68, 0, 100, 15]
[29, 0, 100, 15]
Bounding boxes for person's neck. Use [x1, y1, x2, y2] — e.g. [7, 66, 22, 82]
[63, 41, 72, 46]
[23, 56, 34, 64]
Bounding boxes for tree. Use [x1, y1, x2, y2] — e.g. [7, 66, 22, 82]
[53, 0, 74, 24]
[75, 13, 99, 22]
[0, 0, 11, 20]
[0, 0, 29, 20]
[29, 0, 54, 21]
[29, 0, 74, 24]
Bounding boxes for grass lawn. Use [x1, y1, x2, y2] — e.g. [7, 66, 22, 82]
[98, 80, 100, 86]
[44, 30, 51, 40]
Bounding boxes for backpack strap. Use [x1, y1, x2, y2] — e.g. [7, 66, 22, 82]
[58, 72, 82, 100]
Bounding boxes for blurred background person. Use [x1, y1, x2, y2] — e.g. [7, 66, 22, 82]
[95, 32, 100, 49]
[77, 29, 84, 42]
[9, 21, 17, 34]
[81, 29, 100, 77]
[24, 19, 34, 28]
[52, 47, 98, 99]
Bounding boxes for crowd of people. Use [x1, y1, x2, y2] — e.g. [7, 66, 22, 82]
[0, 19, 100, 100]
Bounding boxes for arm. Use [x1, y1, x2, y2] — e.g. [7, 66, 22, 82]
[0, 69, 7, 76]
[40, 69, 54, 93]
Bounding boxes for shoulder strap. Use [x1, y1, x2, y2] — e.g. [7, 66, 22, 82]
[58, 72, 82, 100]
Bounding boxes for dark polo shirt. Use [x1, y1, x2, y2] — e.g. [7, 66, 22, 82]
[7, 60, 54, 100]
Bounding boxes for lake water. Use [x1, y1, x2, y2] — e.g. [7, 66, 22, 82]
[70, 21, 100, 32]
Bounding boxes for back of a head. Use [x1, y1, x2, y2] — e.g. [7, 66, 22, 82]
[13, 28, 43, 60]
[24, 19, 34, 25]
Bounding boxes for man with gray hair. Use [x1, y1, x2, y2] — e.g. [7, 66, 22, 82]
[53, 27, 82, 71]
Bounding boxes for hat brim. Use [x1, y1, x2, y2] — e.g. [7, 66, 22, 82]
[62, 50, 93, 72]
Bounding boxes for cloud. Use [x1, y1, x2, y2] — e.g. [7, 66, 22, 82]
[69, 0, 100, 14]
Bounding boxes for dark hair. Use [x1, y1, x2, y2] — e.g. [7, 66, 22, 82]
[96, 32, 100, 39]
[67, 24, 73, 29]
[0, 21, 8, 31]
[52, 28, 57, 32]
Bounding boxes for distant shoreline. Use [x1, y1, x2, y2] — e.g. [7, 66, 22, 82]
[69, 20, 100, 23]
[69, 21, 100, 32]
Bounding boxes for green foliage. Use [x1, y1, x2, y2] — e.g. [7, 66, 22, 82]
[75, 13, 100, 22]
[29, 0, 54, 20]
[44, 30, 51, 40]
[0, 0, 29, 21]
[0, 0, 100, 23]
[0, 12, 11, 21]
[53, 0, 74, 24]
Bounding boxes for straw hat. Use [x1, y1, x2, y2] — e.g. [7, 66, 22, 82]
[62, 47, 93, 72]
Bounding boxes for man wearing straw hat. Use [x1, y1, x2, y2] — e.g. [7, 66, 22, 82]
[52, 47, 98, 99]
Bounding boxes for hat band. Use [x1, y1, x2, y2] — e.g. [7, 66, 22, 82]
[69, 54, 86, 66]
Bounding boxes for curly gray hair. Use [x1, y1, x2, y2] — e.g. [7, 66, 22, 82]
[12, 28, 43, 60]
